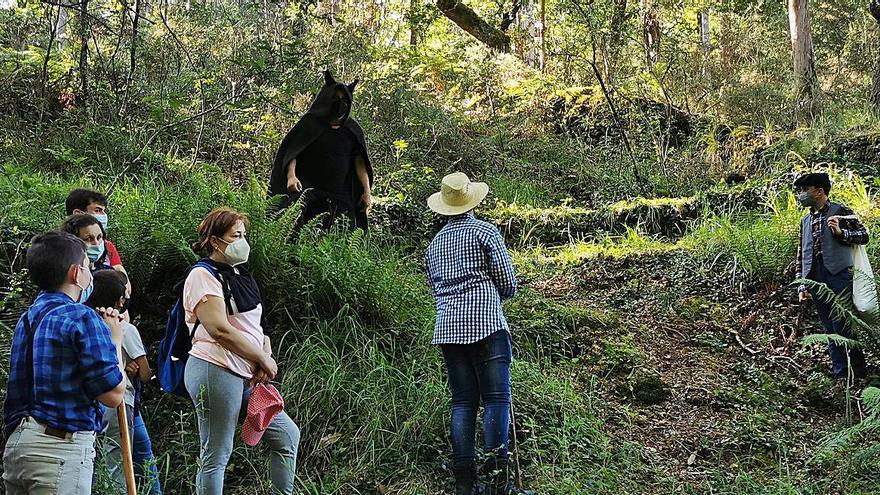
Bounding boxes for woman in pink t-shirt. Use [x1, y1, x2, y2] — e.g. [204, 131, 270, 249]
[182, 208, 300, 495]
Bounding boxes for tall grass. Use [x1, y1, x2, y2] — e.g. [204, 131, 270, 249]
[683, 191, 803, 287]
[0, 163, 650, 493]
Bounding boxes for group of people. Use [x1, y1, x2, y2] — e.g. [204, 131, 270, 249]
[0, 187, 305, 495]
[2, 70, 525, 495]
[3, 70, 865, 495]
[1, 175, 519, 495]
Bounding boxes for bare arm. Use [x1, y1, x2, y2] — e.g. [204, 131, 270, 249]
[354, 156, 371, 194]
[354, 155, 371, 211]
[96, 380, 126, 408]
[134, 355, 152, 383]
[286, 159, 302, 192]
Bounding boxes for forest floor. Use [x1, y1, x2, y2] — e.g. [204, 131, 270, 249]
[510, 240, 871, 493]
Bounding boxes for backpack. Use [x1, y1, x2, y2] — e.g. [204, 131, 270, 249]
[157, 260, 230, 397]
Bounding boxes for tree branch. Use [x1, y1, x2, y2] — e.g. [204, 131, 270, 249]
[436, 0, 511, 51]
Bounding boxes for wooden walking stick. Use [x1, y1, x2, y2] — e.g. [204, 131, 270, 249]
[509, 399, 522, 488]
[117, 405, 138, 495]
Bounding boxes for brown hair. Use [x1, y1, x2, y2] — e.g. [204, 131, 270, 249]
[192, 207, 250, 255]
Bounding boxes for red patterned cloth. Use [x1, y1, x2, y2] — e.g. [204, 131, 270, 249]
[241, 384, 284, 446]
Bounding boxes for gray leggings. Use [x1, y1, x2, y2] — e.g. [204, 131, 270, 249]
[184, 357, 300, 495]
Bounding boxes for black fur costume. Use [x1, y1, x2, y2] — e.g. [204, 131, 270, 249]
[269, 71, 373, 230]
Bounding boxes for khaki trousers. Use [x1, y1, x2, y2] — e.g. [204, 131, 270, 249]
[3, 417, 96, 495]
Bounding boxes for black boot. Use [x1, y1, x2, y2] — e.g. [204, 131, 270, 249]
[454, 462, 478, 495]
[482, 456, 510, 495]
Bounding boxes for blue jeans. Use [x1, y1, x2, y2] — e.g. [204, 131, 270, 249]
[808, 257, 868, 378]
[131, 414, 162, 494]
[441, 330, 512, 468]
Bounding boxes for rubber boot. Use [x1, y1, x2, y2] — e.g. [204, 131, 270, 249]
[482, 456, 510, 495]
[453, 462, 478, 495]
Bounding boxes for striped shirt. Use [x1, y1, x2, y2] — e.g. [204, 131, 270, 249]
[426, 212, 518, 345]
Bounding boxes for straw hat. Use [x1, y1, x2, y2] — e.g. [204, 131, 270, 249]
[427, 172, 490, 216]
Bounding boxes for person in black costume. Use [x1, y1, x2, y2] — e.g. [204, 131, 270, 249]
[269, 70, 374, 230]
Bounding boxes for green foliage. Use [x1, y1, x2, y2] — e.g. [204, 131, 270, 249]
[810, 385, 880, 489]
[505, 288, 619, 363]
[684, 191, 802, 286]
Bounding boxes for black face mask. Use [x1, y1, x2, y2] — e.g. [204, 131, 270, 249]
[333, 98, 350, 123]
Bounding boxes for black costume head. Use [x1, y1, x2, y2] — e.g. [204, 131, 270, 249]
[310, 70, 359, 127]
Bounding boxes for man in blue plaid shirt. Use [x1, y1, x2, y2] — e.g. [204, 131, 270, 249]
[3, 231, 126, 495]
[426, 172, 520, 495]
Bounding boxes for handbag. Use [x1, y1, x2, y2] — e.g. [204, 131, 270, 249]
[839, 215, 878, 315]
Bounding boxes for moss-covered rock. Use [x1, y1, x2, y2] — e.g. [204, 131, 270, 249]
[626, 371, 671, 406]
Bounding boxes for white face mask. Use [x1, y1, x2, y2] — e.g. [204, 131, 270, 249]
[217, 238, 250, 266]
[92, 213, 108, 232]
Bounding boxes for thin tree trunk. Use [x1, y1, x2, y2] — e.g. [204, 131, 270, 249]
[78, 0, 89, 105]
[699, 9, 711, 53]
[409, 0, 418, 45]
[718, 10, 732, 72]
[129, 0, 140, 82]
[40, 4, 61, 122]
[641, 0, 659, 68]
[56, 5, 68, 47]
[540, 0, 546, 70]
[607, 0, 627, 82]
[869, 0, 880, 107]
[788, 0, 819, 120]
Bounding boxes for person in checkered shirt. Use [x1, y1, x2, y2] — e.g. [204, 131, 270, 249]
[426, 172, 521, 495]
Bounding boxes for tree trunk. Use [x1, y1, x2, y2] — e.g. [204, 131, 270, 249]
[606, 0, 627, 82]
[130, 0, 140, 82]
[409, 0, 418, 45]
[436, 0, 511, 51]
[641, 0, 659, 68]
[515, 0, 537, 67]
[718, 10, 732, 72]
[788, 0, 819, 119]
[699, 9, 711, 53]
[56, 5, 68, 47]
[539, 0, 546, 70]
[78, 0, 89, 105]
[869, 0, 880, 107]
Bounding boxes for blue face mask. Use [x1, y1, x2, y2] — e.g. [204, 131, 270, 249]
[92, 213, 108, 232]
[87, 241, 106, 263]
[76, 266, 94, 304]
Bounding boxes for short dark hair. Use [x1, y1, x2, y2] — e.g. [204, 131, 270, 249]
[26, 231, 87, 291]
[86, 270, 128, 309]
[65, 188, 107, 215]
[61, 213, 104, 238]
[794, 172, 832, 195]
